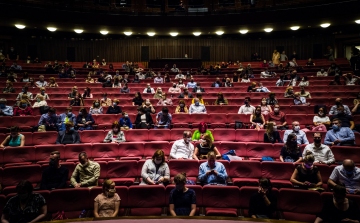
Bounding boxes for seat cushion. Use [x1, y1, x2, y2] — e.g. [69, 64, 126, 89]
[205, 208, 238, 216]
[232, 178, 259, 187]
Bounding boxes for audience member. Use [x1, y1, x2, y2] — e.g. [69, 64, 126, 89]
[192, 122, 214, 142]
[192, 83, 205, 93]
[40, 151, 69, 190]
[189, 98, 207, 114]
[312, 107, 330, 131]
[302, 132, 335, 164]
[37, 107, 58, 131]
[106, 99, 122, 114]
[16, 86, 33, 100]
[298, 76, 309, 87]
[284, 86, 295, 98]
[175, 100, 189, 114]
[155, 107, 172, 129]
[296, 86, 311, 99]
[247, 82, 257, 92]
[89, 99, 103, 114]
[329, 98, 352, 115]
[71, 151, 100, 187]
[169, 173, 196, 216]
[34, 87, 50, 101]
[119, 112, 133, 130]
[316, 68, 328, 77]
[256, 82, 271, 93]
[143, 99, 156, 114]
[86, 75, 95, 83]
[267, 104, 287, 130]
[249, 178, 277, 219]
[280, 133, 302, 162]
[290, 151, 323, 189]
[186, 78, 197, 88]
[331, 105, 355, 130]
[154, 73, 164, 84]
[100, 93, 112, 107]
[352, 92, 360, 114]
[132, 92, 144, 106]
[35, 75, 48, 88]
[13, 99, 33, 116]
[266, 93, 278, 106]
[238, 97, 255, 114]
[2, 180, 47, 223]
[157, 92, 173, 106]
[264, 122, 283, 143]
[76, 108, 95, 130]
[134, 107, 153, 129]
[178, 88, 193, 99]
[69, 93, 84, 106]
[260, 98, 272, 115]
[58, 107, 76, 131]
[343, 73, 359, 85]
[306, 58, 315, 66]
[56, 121, 80, 144]
[328, 159, 360, 193]
[224, 78, 233, 87]
[0, 126, 25, 148]
[103, 121, 126, 143]
[153, 87, 163, 99]
[141, 149, 170, 185]
[67, 86, 78, 99]
[168, 83, 182, 94]
[3, 80, 15, 93]
[329, 75, 342, 85]
[211, 77, 223, 88]
[112, 77, 121, 88]
[143, 83, 155, 94]
[0, 98, 13, 116]
[214, 92, 228, 105]
[193, 134, 220, 160]
[93, 179, 120, 218]
[33, 95, 47, 108]
[250, 106, 265, 130]
[120, 83, 130, 93]
[170, 131, 194, 159]
[283, 121, 309, 145]
[324, 118, 355, 146]
[293, 92, 308, 105]
[176, 79, 186, 89]
[198, 151, 228, 185]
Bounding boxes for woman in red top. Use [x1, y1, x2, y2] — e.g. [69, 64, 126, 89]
[13, 99, 33, 116]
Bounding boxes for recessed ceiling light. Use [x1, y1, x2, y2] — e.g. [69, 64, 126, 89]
[124, 32, 132, 36]
[147, 32, 155, 36]
[215, 31, 224, 35]
[355, 20, 360, 24]
[47, 27, 57, 32]
[320, 23, 331, 28]
[239, 30, 248, 34]
[264, 28, 273, 32]
[100, 30, 109, 35]
[193, 32, 201, 36]
[15, 24, 25, 29]
[290, 26, 300, 30]
[74, 29, 83, 34]
[170, 32, 178, 37]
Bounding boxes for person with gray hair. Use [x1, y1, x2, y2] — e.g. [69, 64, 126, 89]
[170, 131, 194, 159]
[328, 159, 360, 194]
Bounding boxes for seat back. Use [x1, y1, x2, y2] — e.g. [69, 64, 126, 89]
[168, 160, 199, 178]
[202, 185, 240, 208]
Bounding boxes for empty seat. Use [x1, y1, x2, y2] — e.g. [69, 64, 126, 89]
[148, 129, 171, 141]
[2, 146, 36, 166]
[124, 130, 149, 142]
[128, 185, 166, 216]
[208, 113, 228, 128]
[106, 160, 138, 186]
[246, 143, 279, 160]
[168, 160, 199, 182]
[32, 131, 58, 145]
[11, 116, 37, 131]
[331, 146, 360, 163]
[219, 142, 246, 157]
[170, 129, 190, 141]
[143, 141, 170, 159]
[261, 162, 294, 188]
[235, 129, 259, 142]
[35, 145, 64, 164]
[92, 143, 118, 161]
[79, 130, 105, 144]
[118, 142, 144, 160]
[230, 160, 262, 187]
[202, 186, 240, 216]
[212, 128, 236, 142]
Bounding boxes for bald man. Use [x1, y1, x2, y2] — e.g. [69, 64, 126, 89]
[328, 159, 360, 194]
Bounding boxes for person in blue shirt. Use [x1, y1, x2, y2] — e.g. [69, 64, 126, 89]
[169, 172, 196, 216]
[75, 108, 95, 131]
[324, 118, 355, 146]
[57, 107, 76, 131]
[155, 107, 172, 129]
[198, 151, 228, 185]
[283, 121, 309, 145]
[37, 107, 58, 131]
[186, 78, 197, 89]
[119, 112, 133, 130]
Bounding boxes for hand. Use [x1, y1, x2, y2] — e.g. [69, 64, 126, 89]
[177, 157, 184, 160]
[212, 170, 218, 176]
[74, 183, 81, 188]
[206, 170, 213, 176]
[341, 219, 354, 222]
[334, 139, 341, 144]
[147, 179, 156, 185]
[157, 177, 164, 183]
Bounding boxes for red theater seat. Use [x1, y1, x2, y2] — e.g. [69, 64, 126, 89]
[3, 146, 36, 166]
[11, 116, 36, 131]
[332, 146, 360, 163]
[118, 142, 144, 160]
[278, 188, 322, 222]
[261, 162, 294, 188]
[128, 185, 166, 216]
[41, 162, 75, 181]
[79, 130, 106, 144]
[32, 131, 58, 145]
[35, 145, 64, 164]
[63, 144, 92, 162]
[170, 129, 190, 141]
[106, 160, 138, 186]
[92, 114, 118, 129]
[213, 128, 236, 142]
[124, 129, 149, 142]
[144, 141, 170, 159]
[246, 143, 279, 160]
[208, 113, 228, 128]
[168, 160, 199, 182]
[230, 160, 262, 187]
[89, 186, 128, 216]
[202, 186, 240, 216]
[92, 143, 118, 161]
[235, 129, 259, 142]
[219, 142, 246, 157]
[148, 129, 171, 141]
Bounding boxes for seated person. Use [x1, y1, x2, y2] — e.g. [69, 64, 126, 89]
[140, 149, 170, 185]
[192, 83, 205, 93]
[48, 77, 58, 87]
[143, 99, 156, 114]
[132, 92, 144, 106]
[314, 184, 360, 223]
[176, 80, 186, 89]
[13, 99, 33, 116]
[260, 98, 272, 115]
[33, 95, 48, 108]
[106, 99, 122, 114]
[303, 132, 335, 164]
[266, 93, 278, 106]
[34, 87, 50, 101]
[169, 173, 196, 216]
[89, 100, 103, 114]
[118, 112, 133, 130]
[0, 98, 13, 116]
[70, 151, 100, 187]
[331, 105, 355, 131]
[267, 104, 287, 130]
[103, 121, 126, 143]
[186, 78, 197, 89]
[168, 83, 182, 94]
[100, 93, 112, 107]
[153, 87, 163, 99]
[86, 75, 95, 83]
[312, 106, 330, 131]
[250, 106, 265, 130]
[198, 151, 228, 185]
[328, 159, 360, 194]
[352, 92, 360, 114]
[343, 72, 359, 85]
[155, 107, 172, 129]
[193, 133, 220, 160]
[157, 93, 173, 106]
[175, 100, 188, 114]
[170, 131, 194, 159]
[284, 86, 295, 98]
[82, 87, 93, 99]
[120, 84, 130, 93]
[134, 107, 153, 129]
[94, 179, 120, 218]
[2, 180, 47, 223]
[247, 82, 257, 92]
[143, 83, 155, 94]
[264, 122, 283, 143]
[316, 68, 328, 77]
[214, 92, 228, 105]
[290, 151, 323, 189]
[56, 121, 81, 144]
[238, 97, 255, 114]
[224, 78, 233, 87]
[293, 92, 308, 105]
[324, 118, 355, 146]
[329, 98, 352, 116]
[192, 122, 214, 141]
[298, 76, 309, 87]
[283, 121, 309, 145]
[76, 108, 95, 131]
[69, 93, 84, 106]
[260, 68, 275, 78]
[0, 126, 25, 148]
[192, 93, 205, 105]
[3, 80, 15, 93]
[57, 107, 77, 131]
[211, 78, 223, 87]
[255, 82, 271, 93]
[40, 151, 69, 190]
[249, 178, 277, 219]
[280, 133, 302, 162]
[16, 86, 33, 100]
[189, 98, 207, 114]
[154, 73, 164, 84]
[178, 88, 193, 99]
[306, 58, 315, 66]
[296, 86, 311, 99]
[67, 86, 78, 99]
[37, 107, 58, 131]
[241, 74, 251, 83]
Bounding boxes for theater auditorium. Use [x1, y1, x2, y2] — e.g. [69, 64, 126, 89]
[0, 0, 360, 222]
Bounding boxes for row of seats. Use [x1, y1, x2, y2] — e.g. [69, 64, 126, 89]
[0, 186, 355, 222]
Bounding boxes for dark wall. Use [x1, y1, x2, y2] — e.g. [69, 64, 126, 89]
[7, 35, 334, 62]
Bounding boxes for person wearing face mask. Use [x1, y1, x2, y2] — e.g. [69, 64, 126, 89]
[34, 87, 50, 101]
[316, 67, 328, 77]
[155, 107, 172, 129]
[248, 178, 277, 219]
[263, 122, 283, 143]
[154, 72, 164, 84]
[198, 151, 228, 185]
[6, 46, 19, 61]
[290, 151, 323, 189]
[55, 121, 81, 144]
[94, 179, 120, 218]
[106, 99, 122, 114]
[103, 121, 126, 143]
[280, 133, 302, 162]
[238, 97, 255, 114]
[324, 118, 355, 146]
[142, 99, 156, 114]
[189, 98, 207, 114]
[3, 80, 15, 93]
[284, 86, 295, 98]
[10, 62, 22, 71]
[13, 99, 33, 116]
[296, 86, 311, 99]
[267, 104, 287, 130]
[71, 151, 100, 188]
[140, 149, 170, 185]
[69, 93, 84, 107]
[0, 98, 13, 116]
[328, 159, 360, 194]
[0, 126, 25, 148]
[302, 132, 335, 164]
[168, 82, 181, 94]
[329, 98, 352, 116]
[312, 107, 330, 131]
[250, 106, 266, 130]
[119, 112, 133, 130]
[76, 108, 95, 131]
[157, 93, 173, 106]
[352, 93, 360, 114]
[175, 100, 189, 114]
[178, 88, 193, 99]
[224, 78, 233, 87]
[260, 97, 272, 115]
[331, 105, 355, 130]
[175, 72, 185, 80]
[256, 82, 271, 93]
[170, 131, 194, 159]
[192, 83, 205, 93]
[297, 76, 309, 87]
[143, 84, 155, 94]
[153, 87, 164, 99]
[102, 78, 113, 88]
[176, 79, 186, 89]
[343, 72, 359, 86]
[266, 93, 278, 106]
[67, 86, 78, 99]
[40, 151, 69, 190]
[120, 83, 130, 93]
[36, 107, 58, 131]
[100, 93, 112, 107]
[2, 180, 47, 223]
[57, 107, 77, 131]
[186, 78, 197, 88]
[293, 92, 309, 106]
[169, 172, 197, 216]
[193, 133, 220, 160]
[283, 121, 309, 145]
[134, 107, 153, 129]
[192, 122, 214, 142]
[89, 100, 104, 114]
[35, 75, 48, 88]
[16, 86, 33, 101]
[214, 92, 228, 105]
[211, 77, 223, 88]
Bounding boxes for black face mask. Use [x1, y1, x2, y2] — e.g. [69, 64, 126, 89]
[49, 159, 56, 167]
[314, 139, 321, 144]
[335, 102, 341, 106]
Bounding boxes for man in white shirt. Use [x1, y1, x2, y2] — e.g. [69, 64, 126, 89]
[137, 73, 145, 80]
[302, 132, 335, 164]
[316, 68, 328, 77]
[260, 68, 276, 78]
[283, 121, 309, 145]
[171, 64, 180, 73]
[143, 83, 155, 94]
[189, 98, 207, 114]
[238, 97, 255, 114]
[170, 131, 194, 159]
[168, 83, 182, 94]
[186, 78, 197, 88]
[175, 73, 185, 80]
[35, 75, 48, 87]
[154, 73, 164, 84]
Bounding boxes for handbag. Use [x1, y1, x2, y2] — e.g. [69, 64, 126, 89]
[234, 121, 243, 129]
[37, 125, 46, 132]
